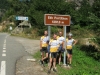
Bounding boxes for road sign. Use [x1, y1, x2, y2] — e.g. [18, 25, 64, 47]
[16, 16, 28, 21]
[44, 14, 71, 26]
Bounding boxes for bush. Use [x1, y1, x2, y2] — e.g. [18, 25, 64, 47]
[80, 45, 100, 61]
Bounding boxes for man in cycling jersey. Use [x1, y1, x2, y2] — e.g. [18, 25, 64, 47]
[57, 31, 65, 65]
[48, 33, 60, 73]
[66, 33, 77, 66]
[40, 30, 49, 67]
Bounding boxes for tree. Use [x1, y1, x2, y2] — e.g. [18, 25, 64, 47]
[77, 0, 92, 26]
[92, 0, 100, 18]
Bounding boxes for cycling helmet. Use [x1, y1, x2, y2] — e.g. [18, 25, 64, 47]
[68, 33, 73, 36]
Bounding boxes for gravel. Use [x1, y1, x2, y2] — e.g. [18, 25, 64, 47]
[13, 37, 49, 75]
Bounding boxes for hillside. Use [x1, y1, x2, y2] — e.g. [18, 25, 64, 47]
[0, 0, 10, 22]
[0, 0, 100, 48]
[0, 0, 99, 33]
[0, 0, 100, 75]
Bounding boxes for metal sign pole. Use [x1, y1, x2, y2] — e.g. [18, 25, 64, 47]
[63, 26, 67, 65]
[48, 26, 51, 39]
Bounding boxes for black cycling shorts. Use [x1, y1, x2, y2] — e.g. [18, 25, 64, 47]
[41, 47, 48, 53]
[50, 52, 57, 58]
[67, 49, 72, 54]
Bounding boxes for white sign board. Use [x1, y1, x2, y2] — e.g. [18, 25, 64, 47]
[16, 16, 28, 21]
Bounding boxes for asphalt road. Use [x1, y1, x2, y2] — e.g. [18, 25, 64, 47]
[0, 33, 27, 75]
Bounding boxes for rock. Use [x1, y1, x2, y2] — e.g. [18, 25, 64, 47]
[27, 58, 36, 62]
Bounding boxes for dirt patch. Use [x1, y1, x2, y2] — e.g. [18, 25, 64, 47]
[14, 37, 57, 75]
[16, 56, 48, 75]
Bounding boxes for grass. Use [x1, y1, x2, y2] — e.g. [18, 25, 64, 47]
[57, 46, 100, 75]
[33, 45, 100, 75]
[33, 51, 41, 60]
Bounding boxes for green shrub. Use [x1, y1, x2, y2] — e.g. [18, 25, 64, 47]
[80, 45, 100, 61]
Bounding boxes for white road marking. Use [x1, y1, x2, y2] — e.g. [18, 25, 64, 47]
[3, 48, 6, 50]
[3, 50, 6, 53]
[0, 61, 6, 75]
[0, 35, 9, 75]
[2, 54, 6, 57]
[2, 39, 7, 57]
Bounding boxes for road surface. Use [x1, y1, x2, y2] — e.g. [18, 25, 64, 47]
[0, 33, 27, 75]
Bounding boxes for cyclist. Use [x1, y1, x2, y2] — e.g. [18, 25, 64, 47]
[57, 31, 65, 65]
[66, 33, 77, 66]
[48, 33, 60, 73]
[40, 30, 49, 66]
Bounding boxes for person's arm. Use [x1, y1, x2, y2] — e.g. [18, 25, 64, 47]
[62, 41, 64, 48]
[40, 37, 42, 50]
[40, 41, 42, 50]
[49, 39, 52, 46]
[46, 36, 50, 45]
[46, 39, 49, 45]
[49, 41, 51, 45]
[73, 39, 77, 46]
[62, 38, 66, 49]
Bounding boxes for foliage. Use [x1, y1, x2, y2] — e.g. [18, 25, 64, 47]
[92, 0, 100, 18]
[0, 0, 99, 33]
[80, 45, 100, 61]
[74, 0, 92, 26]
[33, 46, 100, 75]
[96, 37, 100, 45]
[2, 0, 75, 31]
[0, 0, 10, 9]
[0, 0, 100, 58]
[2, 24, 15, 32]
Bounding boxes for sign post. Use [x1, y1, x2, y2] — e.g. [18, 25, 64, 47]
[44, 14, 70, 65]
[63, 26, 67, 65]
[48, 26, 51, 39]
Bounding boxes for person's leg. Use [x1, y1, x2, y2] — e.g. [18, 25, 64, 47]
[41, 47, 45, 59]
[41, 52, 45, 59]
[53, 53, 57, 72]
[49, 57, 52, 70]
[58, 52, 61, 65]
[67, 53, 70, 65]
[58, 45, 62, 65]
[40, 48, 45, 65]
[48, 53, 50, 67]
[40, 52, 44, 65]
[42, 52, 49, 66]
[41, 48, 49, 66]
[53, 58, 56, 69]
[69, 54, 72, 65]
[48, 54, 53, 74]
[42, 52, 48, 61]
[69, 50, 72, 65]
